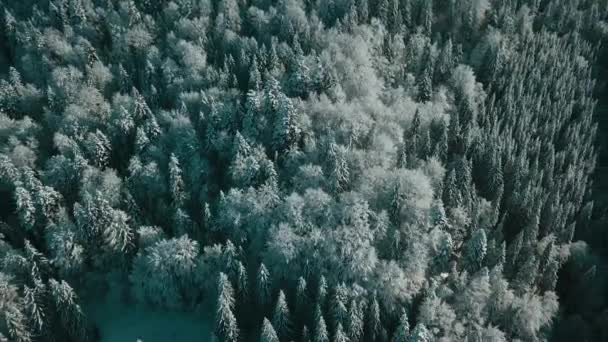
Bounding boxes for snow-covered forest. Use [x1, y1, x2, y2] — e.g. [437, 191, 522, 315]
[0, 0, 607, 341]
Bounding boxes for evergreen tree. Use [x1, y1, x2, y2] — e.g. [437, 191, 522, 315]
[334, 323, 349, 342]
[257, 263, 272, 310]
[366, 293, 381, 341]
[464, 229, 488, 273]
[168, 153, 186, 208]
[392, 309, 410, 342]
[272, 290, 291, 340]
[261, 318, 280, 342]
[417, 62, 433, 102]
[314, 314, 329, 342]
[327, 143, 350, 193]
[407, 323, 430, 342]
[216, 273, 239, 342]
[347, 300, 364, 342]
[295, 277, 308, 323]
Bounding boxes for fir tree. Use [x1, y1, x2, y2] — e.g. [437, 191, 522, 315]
[392, 309, 410, 342]
[216, 273, 239, 342]
[257, 263, 272, 310]
[261, 318, 280, 342]
[272, 290, 291, 340]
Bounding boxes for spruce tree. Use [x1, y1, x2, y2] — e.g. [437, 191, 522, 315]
[314, 314, 329, 342]
[392, 309, 410, 342]
[257, 263, 272, 311]
[216, 273, 239, 342]
[261, 318, 280, 342]
[272, 290, 291, 340]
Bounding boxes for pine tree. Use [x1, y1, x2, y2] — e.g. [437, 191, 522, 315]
[513, 255, 539, 295]
[419, 0, 433, 36]
[464, 229, 488, 273]
[302, 325, 311, 342]
[401, 0, 412, 28]
[249, 58, 262, 91]
[392, 309, 410, 342]
[407, 323, 430, 342]
[14, 187, 35, 230]
[295, 277, 308, 323]
[540, 257, 560, 292]
[235, 261, 249, 303]
[257, 263, 272, 310]
[261, 318, 280, 342]
[506, 231, 524, 278]
[435, 39, 454, 83]
[326, 142, 350, 193]
[168, 153, 186, 208]
[84, 130, 111, 168]
[342, 299, 360, 342]
[366, 293, 381, 341]
[443, 169, 461, 208]
[388, 0, 402, 33]
[314, 314, 329, 342]
[357, 0, 369, 23]
[417, 62, 433, 102]
[216, 273, 239, 342]
[334, 323, 349, 342]
[271, 95, 300, 154]
[272, 290, 291, 340]
[48, 279, 86, 340]
[377, 0, 389, 24]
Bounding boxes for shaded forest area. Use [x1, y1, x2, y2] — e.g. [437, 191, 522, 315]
[0, 0, 607, 341]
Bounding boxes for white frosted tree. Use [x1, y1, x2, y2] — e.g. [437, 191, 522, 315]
[216, 273, 239, 342]
[261, 318, 279, 342]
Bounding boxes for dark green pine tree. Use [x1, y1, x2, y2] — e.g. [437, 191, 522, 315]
[357, 0, 370, 23]
[377, 0, 390, 24]
[417, 62, 433, 102]
[419, 0, 433, 36]
[435, 39, 454, 84]
[272, 290, 291, 340]
[295, 276, 308, 327]
[257, 263, 272, 311]
[400, 0, 412, 28]
[392, 308, 410, 342]
[388, 0, 403, 33]
[366, 293, 381, 341]
[464, 229, 488, 274]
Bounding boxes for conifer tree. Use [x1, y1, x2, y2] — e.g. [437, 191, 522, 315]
[417, 62, 433, 102]
[464, 229, 488, 273]
[334, 323, 349, 342]
[327, 143, 350, 193]
[407, 323, 430, 342]
[314, 314, 329, 342]
[257, 263, 272, 310]
[366, 293, 381, 341]
[168, 153, 186, 208]
[272, 290, 291, 340]
[295, 277, 308, 324]
[216, 273, 239, 342]
[261, 318, 280, 342]
[392, 309, 410, 342]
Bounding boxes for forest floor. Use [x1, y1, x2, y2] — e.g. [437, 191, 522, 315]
[84, 285, 212, 342]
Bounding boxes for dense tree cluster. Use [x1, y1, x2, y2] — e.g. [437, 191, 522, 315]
[0, 0, 607, 341]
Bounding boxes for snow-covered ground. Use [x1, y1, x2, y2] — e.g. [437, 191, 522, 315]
[85, 286, 212, 342]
